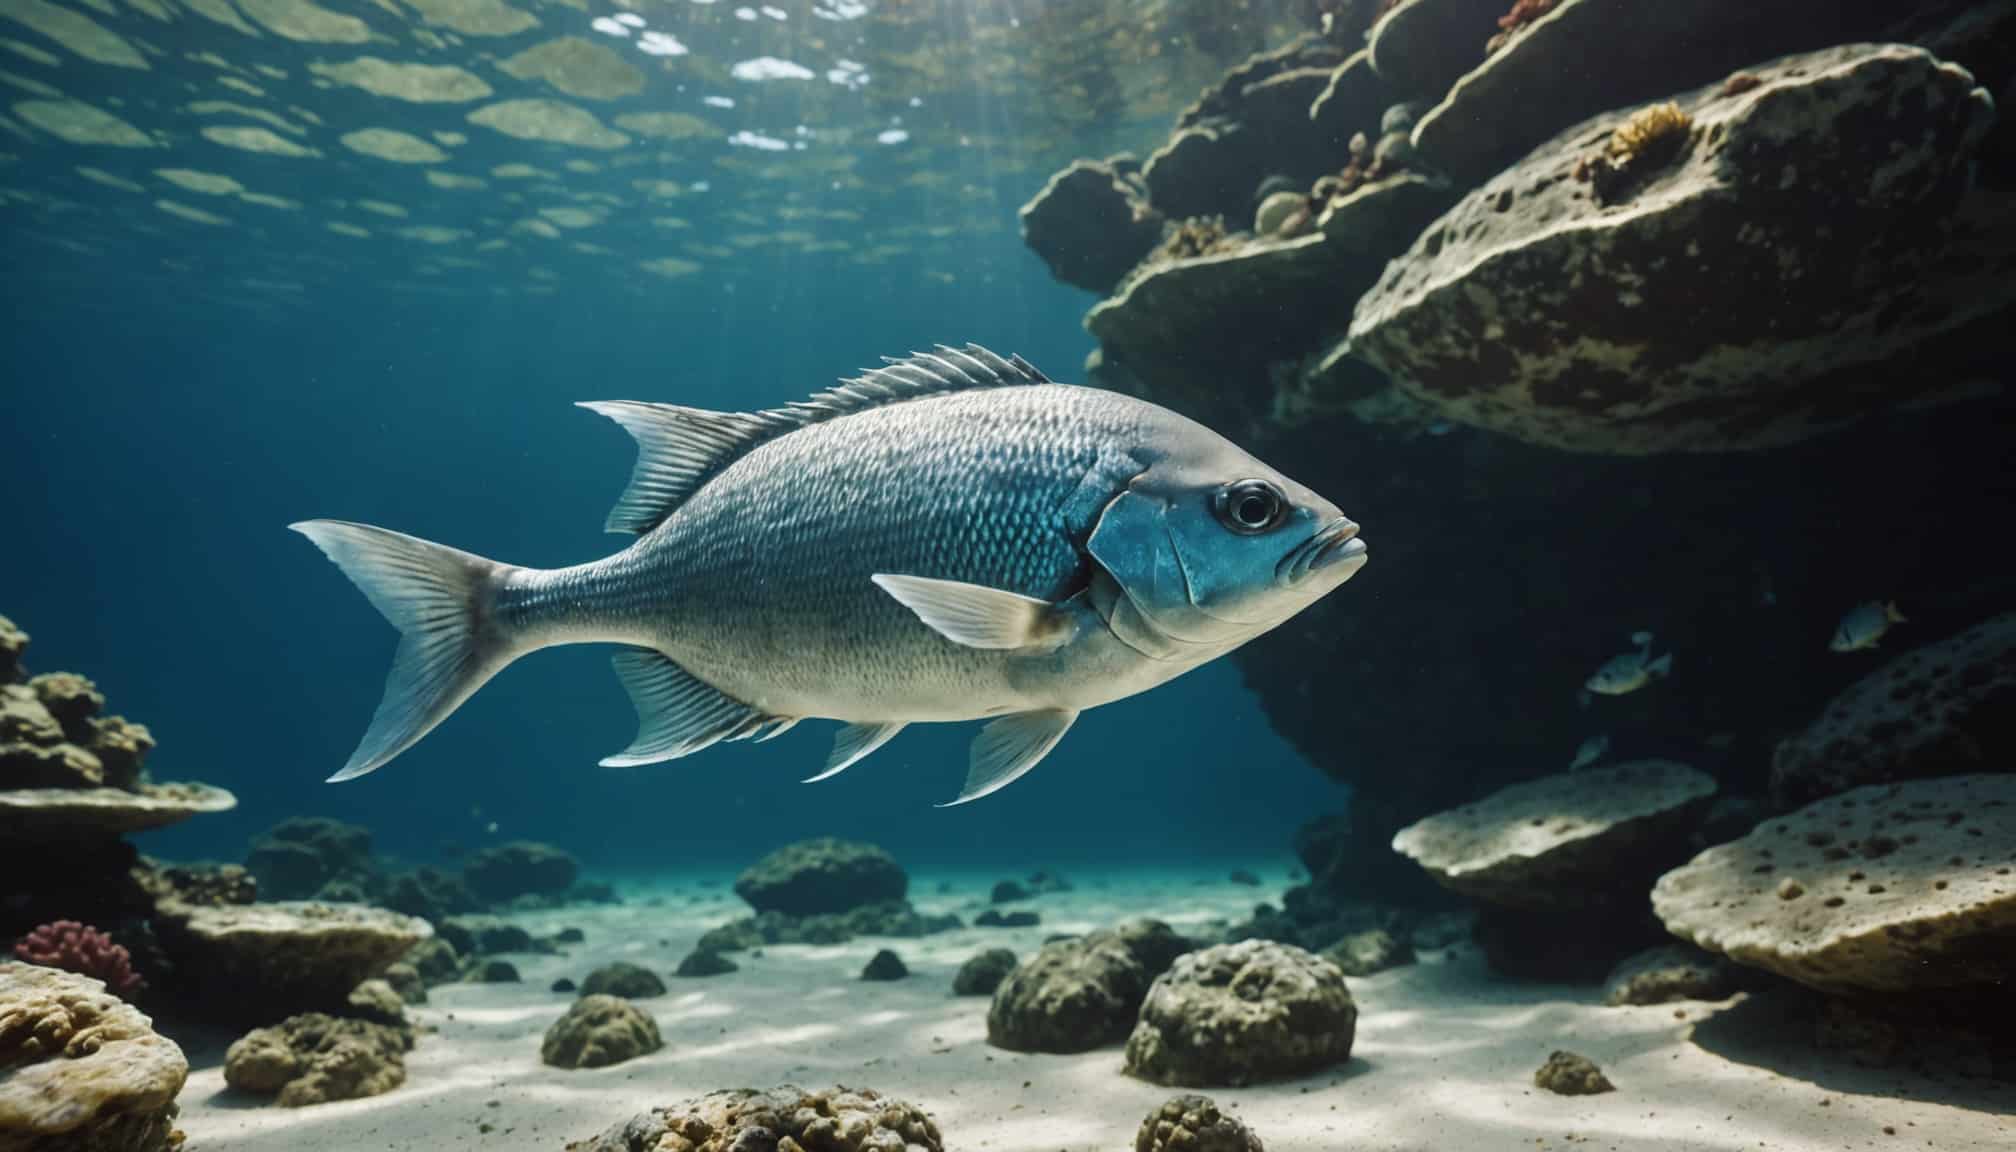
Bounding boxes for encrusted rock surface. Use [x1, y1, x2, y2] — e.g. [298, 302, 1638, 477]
[0, 964, 187, 1151]
[223, 1012, 410, 1107]
[1391, 761, 1717, 908]
[0, 783, 235, 842]
[1348, 44, 2006, 454]
[1124, 940, 1357, 1087]
[541, 995, 661, 1069]
[1534, 1049, 1614, 1095]
[1412, 0, 1902, 184]
[1324, 927, 1415, 977]
[1365, 0, 1509, 99]
[1652, 774, 2016, 992]
[987, 919, 1188, 1054]
[563, 1085, 941, 1152]
[1134, 1093, 1265, 1152]
[1771, 613, 2016, 807]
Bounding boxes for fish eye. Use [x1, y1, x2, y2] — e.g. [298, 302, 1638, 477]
[1213, 479, 1287, 535]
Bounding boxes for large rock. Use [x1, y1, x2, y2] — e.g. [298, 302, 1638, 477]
[1391, 760, 1717, 908]
[563, 1086, 941, 1152]
[152, 900, 431, 1024]
[1412, 0, 1901, 185]
[733, 838, 906, 917]
[540, 995, 661, 1069]
[987, 919, 1187, 1054]
[1123, 940, 1357, 1087]
[0, 964, 186, 1152]
[1347, 44, 2007, 454]
[1019, 158, 1165, 296]
[1770, 613, 2016, 807]
[1365, 0, 1509, 99]
[222, 1012, 409, 1107]
[1651, 774, 2016, 992]
[460, 839, 578, 904]
[1141, 36, 1353, 223]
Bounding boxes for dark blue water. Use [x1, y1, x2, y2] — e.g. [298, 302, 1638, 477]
[1, 222, 1345, 873]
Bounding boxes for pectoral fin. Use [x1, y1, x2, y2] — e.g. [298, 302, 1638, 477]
[938, 709, 1077, 807]
[871, 574, 1067, 650]
[804, 721, 905, 783]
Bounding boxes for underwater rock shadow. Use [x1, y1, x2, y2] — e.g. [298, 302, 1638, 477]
[1686, 989, 2014, 1114]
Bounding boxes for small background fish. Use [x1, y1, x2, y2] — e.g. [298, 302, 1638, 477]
[1830, 601, 1906, 652]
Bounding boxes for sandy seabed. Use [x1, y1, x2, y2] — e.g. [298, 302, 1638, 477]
[172, 865, 2012, 1151]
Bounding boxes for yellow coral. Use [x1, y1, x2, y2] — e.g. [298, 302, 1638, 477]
[1606, 101, 1693, 165]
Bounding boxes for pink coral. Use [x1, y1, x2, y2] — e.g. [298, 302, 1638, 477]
[12, 920, 145, 996]
[1487, 0, 1561, 54]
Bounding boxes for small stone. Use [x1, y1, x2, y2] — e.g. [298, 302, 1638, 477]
[861, 949, 908, 981]
[1534, 1050, 1614, 1096]
[675, 948, 737, 978]
[1227, 869, 1261, 887]
[551, 977, 577, 993]
[464, 958, 520, 983]
[1124, 940, 1356, 1087]
[991, 880, 1032, 903]
[975, 909, 1040, 928]
[554, 926, 585, 943]
[1323, 928, 1414, 977]
[224, 1013, 410, 1106]
[1134, 1093, 1264, 1152]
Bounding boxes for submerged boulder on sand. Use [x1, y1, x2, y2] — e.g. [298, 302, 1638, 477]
[1134, 1094, 1265, 1152]
[988, 919, 1188, 1054]
[223, 1012, 410, 1106]
[1124, 940, 1357, 1087]
[563, 1085, 942, 1152]
[733, 838, 907, 917]
[460, 839, 578, 904]
[541, 995, 661, 1069]
[0, 964, 187, 1152]
[1652, 774, 2016, 993]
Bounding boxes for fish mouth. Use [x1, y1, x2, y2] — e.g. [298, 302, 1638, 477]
[1281, 517, 1366, 586]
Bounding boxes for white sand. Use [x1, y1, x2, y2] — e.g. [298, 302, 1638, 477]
[173, 866, 2012, 1150]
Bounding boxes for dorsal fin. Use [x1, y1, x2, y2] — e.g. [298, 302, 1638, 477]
[580, 343, 1052, 534]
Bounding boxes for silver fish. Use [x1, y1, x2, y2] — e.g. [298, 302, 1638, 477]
[1569, 733, 1610, 771]
[1584, 631, 1673, 696]
[293, 345, 1368, 805]
[1829, 600, 1905, 652]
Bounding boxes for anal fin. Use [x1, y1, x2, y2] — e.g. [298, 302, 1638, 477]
[602, 648, 763, 766]
[804, 721, 905, 783]
[939, 709, 1077, 807]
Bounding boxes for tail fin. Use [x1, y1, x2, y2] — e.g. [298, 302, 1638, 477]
[1886, 601, 1908, 624]
[1646, 651, 1675, 680]
[290, 520, 520, 782]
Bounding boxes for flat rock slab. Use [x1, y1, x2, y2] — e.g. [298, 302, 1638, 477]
[154, 900, 431, 1024]
[1348, 44, 2006, 454]
[1652, 774, 2016, 993]
[0, 780, 235, 841]
[1392, 760, 1716, 908]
